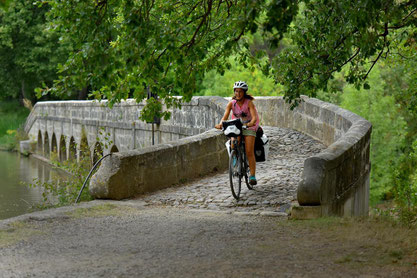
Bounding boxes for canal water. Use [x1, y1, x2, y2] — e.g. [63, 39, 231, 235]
[0, 151, 68, 220]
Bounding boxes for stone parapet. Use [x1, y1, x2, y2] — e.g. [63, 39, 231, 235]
[255, 96, 371, 217]
[24, 95, 371, 218]
[89, 129, 228, 199]
[24, 96, 226, 157]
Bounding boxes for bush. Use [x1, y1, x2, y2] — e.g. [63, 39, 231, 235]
[339, 67, 407, 205]
[24, 143, 96, 209]
[392, 140, 417, 227]
[0, 101, 29, 150]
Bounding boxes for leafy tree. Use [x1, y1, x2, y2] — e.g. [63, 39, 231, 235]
[0, 0, 11, 10]
[42, 0, 298, 121]
[393, 139, 417, 226]
[198, 55, 281, 97]
[273, 0, 417, 106]
[0, 0, 70, 102]
[339, 65, 407, 204]
[380, 32, 417, 224]
[40, 0, 417, 115]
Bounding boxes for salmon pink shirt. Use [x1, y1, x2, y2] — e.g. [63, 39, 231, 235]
[231, 98, 259, 132]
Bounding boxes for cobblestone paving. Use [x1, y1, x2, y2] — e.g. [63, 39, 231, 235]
[133, 127, 326, 216]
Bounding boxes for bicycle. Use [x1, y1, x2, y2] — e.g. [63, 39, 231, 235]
[222, 119, 254, 200]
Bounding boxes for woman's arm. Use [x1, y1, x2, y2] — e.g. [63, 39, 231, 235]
[247, 100, 257, 127]
[215, 101, 232, 129]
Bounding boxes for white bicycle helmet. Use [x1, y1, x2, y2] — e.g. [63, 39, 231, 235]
[233, 81, 248, 91]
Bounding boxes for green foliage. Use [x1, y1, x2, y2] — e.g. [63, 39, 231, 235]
[96, 127, 113, 151]
[380, 38, 417, 226]
[40, 0, 298, 122]
[24, 126, 118, 208]
[26, 174, 91, 209]
[339, 66, 407, 204]
[392, 140, 417, 226]
[0, 101, 29, 150]
[273, 0, 417, 106]
[25, 140, 95, 208]
[27, 161, 92, 209]
[0, 0, 70, 101]
[0, 0, 11, 10]
[199, 56, 281, 97]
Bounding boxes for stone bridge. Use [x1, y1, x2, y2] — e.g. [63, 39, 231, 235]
[24, 97, 225, 163]
[24, 96, 371, 218]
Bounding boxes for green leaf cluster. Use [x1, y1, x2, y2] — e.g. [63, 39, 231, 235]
[0, 0, 70, 101]
[198, 55, 281, 97]
[392, 139, 417, 226]
[338, 65, 407, 204]
[273, 0, 417, 106]
[41, 0, 299, 122]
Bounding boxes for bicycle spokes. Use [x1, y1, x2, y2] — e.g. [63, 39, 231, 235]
[229, 149, 241, 200]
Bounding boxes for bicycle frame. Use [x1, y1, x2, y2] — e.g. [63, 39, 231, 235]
[225, 128, 251, 200]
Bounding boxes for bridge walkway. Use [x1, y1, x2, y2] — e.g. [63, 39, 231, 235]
[132, 127, 326, 216]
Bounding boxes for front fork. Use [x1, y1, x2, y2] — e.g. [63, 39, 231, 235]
[231, 138, 244, 175]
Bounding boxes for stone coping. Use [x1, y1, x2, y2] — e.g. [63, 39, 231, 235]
[89, 128, 228, 199]
[254, 96, 372, 216]
[24, 96, 226, 134]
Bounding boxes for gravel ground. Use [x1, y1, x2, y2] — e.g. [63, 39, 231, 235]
[0, 202, 415, 277]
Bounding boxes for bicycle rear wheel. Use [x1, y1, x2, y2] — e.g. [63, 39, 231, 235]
[229, 149, 241, 200]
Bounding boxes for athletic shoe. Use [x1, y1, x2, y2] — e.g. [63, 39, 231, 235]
[249, 176, 257, 185]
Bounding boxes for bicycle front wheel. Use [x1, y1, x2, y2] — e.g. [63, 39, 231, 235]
[243, 153, 253, 190]
[229, 149, 241, 200]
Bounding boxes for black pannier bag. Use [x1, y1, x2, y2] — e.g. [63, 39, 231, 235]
[254, 127, 269, 162]
[256, 126, 264, 138]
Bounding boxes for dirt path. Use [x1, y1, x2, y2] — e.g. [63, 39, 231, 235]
[0, 202, 416, 277]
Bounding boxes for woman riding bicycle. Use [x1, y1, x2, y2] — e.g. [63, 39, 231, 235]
[215, 81, 260, 186]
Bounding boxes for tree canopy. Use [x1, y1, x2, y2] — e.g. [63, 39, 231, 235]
[0, 0, 415, 118]
[273, 0, 417, 106]
[40, 0, 297, 121]
[0, 0, 70, 101]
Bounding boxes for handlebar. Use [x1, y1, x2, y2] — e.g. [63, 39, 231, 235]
[219, 118, 250, 131]
[241, 119, 249, 130]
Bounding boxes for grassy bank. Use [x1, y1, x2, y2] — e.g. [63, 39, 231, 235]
[0, 101, 30, 150]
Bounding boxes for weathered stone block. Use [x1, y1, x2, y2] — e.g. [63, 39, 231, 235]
[304, 102, 320, 118]
[289, 204, 322, 220]
[297, 156, 325, 205]
[89, 129, 227, 200]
